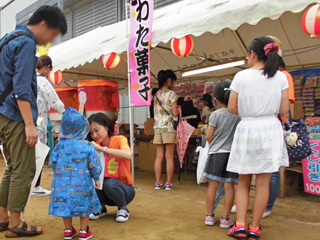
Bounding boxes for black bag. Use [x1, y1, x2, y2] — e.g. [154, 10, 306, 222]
[155, 95, 179, 130]
[0, 31, 31, 106]
[283, 111, 311, 161]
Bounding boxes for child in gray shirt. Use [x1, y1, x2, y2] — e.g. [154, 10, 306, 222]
[204, 80, 240, 228]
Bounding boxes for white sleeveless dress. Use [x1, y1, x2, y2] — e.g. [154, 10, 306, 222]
[227, 69, 289, 174]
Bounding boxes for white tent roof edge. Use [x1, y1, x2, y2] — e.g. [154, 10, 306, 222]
[49, 0, 316, 72]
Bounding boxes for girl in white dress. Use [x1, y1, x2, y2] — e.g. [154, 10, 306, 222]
[227, 36, 290, 240]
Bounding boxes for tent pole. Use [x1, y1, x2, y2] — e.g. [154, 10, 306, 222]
[125, 0, 135, 185]
[57, 0, 63, 44]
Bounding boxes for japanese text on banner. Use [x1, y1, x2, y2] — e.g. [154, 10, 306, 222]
[302, 140, 320, 195]
[129, 0, 154, 106]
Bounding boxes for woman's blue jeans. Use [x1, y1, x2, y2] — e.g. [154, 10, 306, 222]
[96, 177, 135, 210]
[213, 171, 281, 212]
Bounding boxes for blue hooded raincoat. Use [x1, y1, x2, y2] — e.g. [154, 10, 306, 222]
[49, 108, 102, 218]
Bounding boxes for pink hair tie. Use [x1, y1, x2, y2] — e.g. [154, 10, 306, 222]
[264, 43, 278, 57]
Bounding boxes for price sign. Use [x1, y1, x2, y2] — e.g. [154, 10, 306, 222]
[302, 140, 320, 195]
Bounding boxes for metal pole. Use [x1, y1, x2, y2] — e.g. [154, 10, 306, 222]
[57, 0, 63, 44]
[125, 0, 135, 185]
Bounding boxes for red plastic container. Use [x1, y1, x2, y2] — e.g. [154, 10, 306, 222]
[49, 86, 78, 120]
[77, 80, 119, 120]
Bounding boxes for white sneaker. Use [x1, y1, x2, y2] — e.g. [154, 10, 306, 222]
[250, 211, 271, 218]
[262, 211, 271, 218]
[32, 186, 51, 196]
[116, 209, 130, 223]
[231, 205, 236, 214]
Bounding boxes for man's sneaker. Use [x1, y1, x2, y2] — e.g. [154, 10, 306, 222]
[165, 182, 174, 190]
[220, 216, 234, 229]
[32, 186, 51, 196]
[79, 227, 93, 240]
[227, 223, 247, 238]
[116, 209, 130, 223]
[205, 214, 216, 226]
[64, 228, 77, 240]
[262, 211, 271, 218]
[155, 182, 164, 190]
[250, 211, 271, 219]
[231, 205, 236, 214]
[247, 225, 262, 240]
[89, 207, 107, 220]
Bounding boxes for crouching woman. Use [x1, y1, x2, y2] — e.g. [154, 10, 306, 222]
[87, 113, 135, 223]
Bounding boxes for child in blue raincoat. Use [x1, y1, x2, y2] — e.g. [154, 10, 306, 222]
[49, 108, 102, 240]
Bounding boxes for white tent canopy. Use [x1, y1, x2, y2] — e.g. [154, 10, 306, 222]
[49, 0, 319, 84]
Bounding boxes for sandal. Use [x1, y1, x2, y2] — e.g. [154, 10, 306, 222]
[0, 222, 9, 232]
[5, 221, 42, 238]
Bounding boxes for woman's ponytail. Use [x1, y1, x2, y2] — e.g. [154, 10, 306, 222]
[36, 58, 43, 69]
[36, 55, 53, 70]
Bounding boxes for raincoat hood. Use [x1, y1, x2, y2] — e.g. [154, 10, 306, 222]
[59, 107, 89, 140]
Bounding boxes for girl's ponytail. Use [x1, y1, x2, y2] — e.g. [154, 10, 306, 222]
[157, 70, 165, 88]
[157, 69, 177, 89]
[248, 36, 280, 78]
[264, 49, 280, 78]
[213, 80, 232, 106]
[224, 88, 231, 106]
[208, 101, 214, 111]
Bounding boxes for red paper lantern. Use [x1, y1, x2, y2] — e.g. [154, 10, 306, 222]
[48, 71, 64, 85]
[102, 52, 121, 69]
[171, 35, 194, 58]
[302, 4, 320, 38]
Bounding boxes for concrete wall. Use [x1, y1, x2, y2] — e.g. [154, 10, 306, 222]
[0, 0, 38, 37]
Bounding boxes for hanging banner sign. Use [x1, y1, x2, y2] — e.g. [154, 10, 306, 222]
[129, 0, 154, 106]
[302, 140, 320, 196]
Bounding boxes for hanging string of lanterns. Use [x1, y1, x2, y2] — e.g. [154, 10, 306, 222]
[170, 35, 194, 58]
[301, 4, 320, 38]
[48, 70, 64, 85]
[100, 36, 194, 70]
[102, 52, 121, 69]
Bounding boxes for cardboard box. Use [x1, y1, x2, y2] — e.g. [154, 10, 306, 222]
[146, 118, 155, 135]
[293, 101, 304, 119]
[139, 142, 166, 173]
[119, 123, 138, 135]
[192, 128, 202, 137]
[279, 167, 301, 197]
[130, 143, 140, 168]
[134, 144, 139, 154]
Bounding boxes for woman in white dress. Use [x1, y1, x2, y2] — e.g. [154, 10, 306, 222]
[226, 36, 290, 240]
